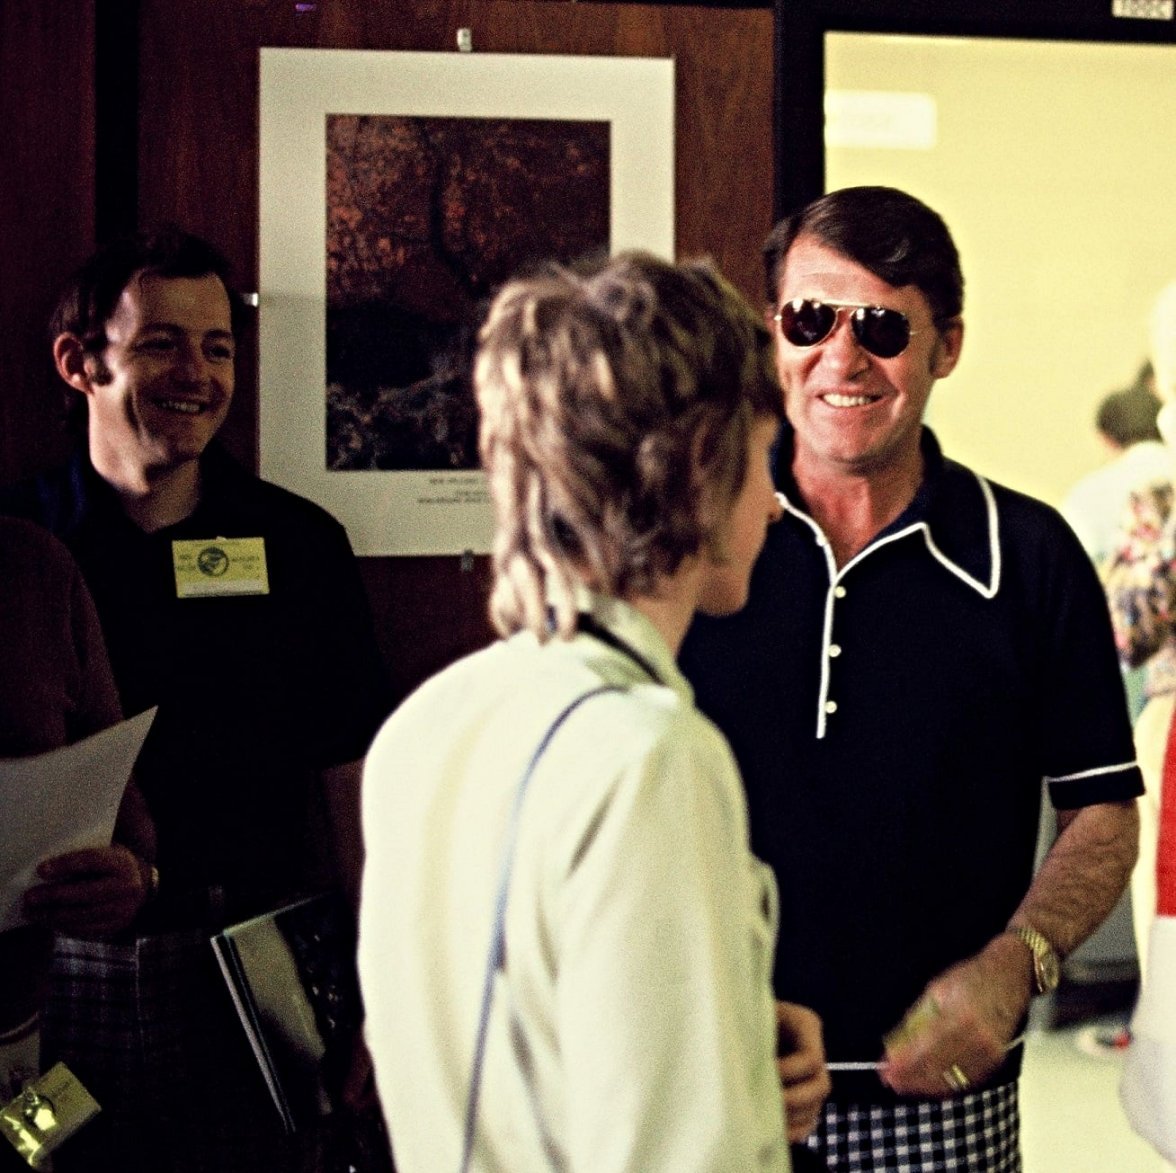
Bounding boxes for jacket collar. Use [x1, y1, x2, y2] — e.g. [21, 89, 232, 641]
[573, 587, 694, 704]
[774, 426, 1001, 598]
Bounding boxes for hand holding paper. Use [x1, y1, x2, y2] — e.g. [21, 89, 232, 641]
[24, 844, 151, 938]
[0, 708, 156, 933]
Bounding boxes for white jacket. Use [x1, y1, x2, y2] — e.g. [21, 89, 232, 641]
[358, 595, 789, 1172]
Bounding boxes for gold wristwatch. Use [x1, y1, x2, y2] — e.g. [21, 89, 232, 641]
[1008, 924, 1061, 995]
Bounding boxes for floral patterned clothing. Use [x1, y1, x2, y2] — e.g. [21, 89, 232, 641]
[1106, 478, 1176, 699]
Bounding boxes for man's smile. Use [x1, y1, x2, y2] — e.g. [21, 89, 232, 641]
[153, 397, 211, 415]
[820, 392, 881, 408]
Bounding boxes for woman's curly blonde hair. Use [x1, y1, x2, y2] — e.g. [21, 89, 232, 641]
[475, 250, 782, 640]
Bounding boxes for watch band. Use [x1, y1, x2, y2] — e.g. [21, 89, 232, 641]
[1008, 924, 1061, 995]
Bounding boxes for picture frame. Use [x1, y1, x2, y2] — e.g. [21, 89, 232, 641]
[259, 49, 675, 556]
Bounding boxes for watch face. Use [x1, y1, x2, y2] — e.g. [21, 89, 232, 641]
[1039, 951, 1061, 993]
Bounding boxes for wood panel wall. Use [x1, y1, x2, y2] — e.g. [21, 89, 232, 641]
[4, 0, 775, 706]
[0, 0, 97, 483]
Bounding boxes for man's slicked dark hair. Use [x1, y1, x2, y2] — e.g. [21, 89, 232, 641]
[763, 186, 964, 327]
[50, 224, 246, 350]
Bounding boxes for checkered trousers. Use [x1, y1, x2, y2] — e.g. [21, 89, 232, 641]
[804, 1082, 1021, 1172]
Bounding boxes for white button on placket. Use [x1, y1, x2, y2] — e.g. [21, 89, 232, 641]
[820, 573, 847, 735]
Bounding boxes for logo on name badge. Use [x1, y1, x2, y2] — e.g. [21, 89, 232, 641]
[173, 538, 270, 598]
[196, 546, 229, 577]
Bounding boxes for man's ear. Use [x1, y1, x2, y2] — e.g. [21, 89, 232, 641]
[53, 333, 96, 396]
[930, 319, 964, 379]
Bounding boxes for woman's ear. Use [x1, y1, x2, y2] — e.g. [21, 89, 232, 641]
[693, 475, 733, 568]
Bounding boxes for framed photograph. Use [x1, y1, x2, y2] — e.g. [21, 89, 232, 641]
[259, 49, 675, 556]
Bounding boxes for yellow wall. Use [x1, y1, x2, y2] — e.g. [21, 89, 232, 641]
[826, 34, 1176, 506]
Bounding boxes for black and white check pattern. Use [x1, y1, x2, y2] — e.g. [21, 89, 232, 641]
[806, 1082, 1021, 1172]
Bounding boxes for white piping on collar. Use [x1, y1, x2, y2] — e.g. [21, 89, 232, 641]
[918, 472, 1001, 599]
[779, 470, 1002, 739]
[780, 500, 840, 739]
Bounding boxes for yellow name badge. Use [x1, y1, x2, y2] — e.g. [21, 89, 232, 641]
[172, 537, 270, 598]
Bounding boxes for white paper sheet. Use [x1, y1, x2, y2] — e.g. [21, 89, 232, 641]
[0, 707, 157, 931]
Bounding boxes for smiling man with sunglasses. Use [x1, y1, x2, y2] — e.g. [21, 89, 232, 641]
[681, 186, 1142, 1172]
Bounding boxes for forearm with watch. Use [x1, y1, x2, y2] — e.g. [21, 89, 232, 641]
[1002, 800, 1140, 999]
[879, 801, 1139, 1096]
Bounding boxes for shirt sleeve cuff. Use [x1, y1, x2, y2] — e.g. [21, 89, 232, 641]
[1046, 763, 1145, 810]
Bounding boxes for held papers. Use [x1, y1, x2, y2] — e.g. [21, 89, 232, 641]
[0, 707, 156, 931]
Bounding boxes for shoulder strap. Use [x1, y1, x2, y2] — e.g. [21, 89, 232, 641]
[458, 684, 623, 1173]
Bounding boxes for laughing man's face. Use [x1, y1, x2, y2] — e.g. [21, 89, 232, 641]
[773, 235, 961, 481]
[83, 271, 235, 479]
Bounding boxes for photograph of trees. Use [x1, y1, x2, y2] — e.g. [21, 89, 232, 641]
[326, 114, 610, 472]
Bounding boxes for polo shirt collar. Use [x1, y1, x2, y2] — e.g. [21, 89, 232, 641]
[64, 444, 245, 536]
[774, 426, 1001, 599]
[61, 449, 130, 534]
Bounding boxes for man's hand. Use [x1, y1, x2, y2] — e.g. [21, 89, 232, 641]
[23, 845, 151, 938]
[879, 935, 1031, 1098]
[776, 1000, 831, 1141]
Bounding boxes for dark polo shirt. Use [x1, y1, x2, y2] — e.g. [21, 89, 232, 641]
[681, 428, 1142, 1099]
[1, 448, 393, 923]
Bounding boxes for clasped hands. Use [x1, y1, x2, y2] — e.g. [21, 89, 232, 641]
[22, 845, 153, 938]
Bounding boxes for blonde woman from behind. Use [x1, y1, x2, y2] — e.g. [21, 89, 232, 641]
[358, 252, 828, 1173]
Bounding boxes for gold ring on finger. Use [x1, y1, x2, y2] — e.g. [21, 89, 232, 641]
[942, 1063, 970, 1092]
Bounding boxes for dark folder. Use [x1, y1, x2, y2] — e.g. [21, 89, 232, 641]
[210, 892, 363, 1133]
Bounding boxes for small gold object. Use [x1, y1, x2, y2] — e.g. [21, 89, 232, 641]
[883, 993, 941, 1052]
[0, 1063, 100, 1169]
[942, 1063, 970, 1092]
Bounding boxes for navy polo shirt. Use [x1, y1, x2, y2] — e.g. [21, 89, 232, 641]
[681, 427, 1142, 1096]
[1, 448, 393, 914]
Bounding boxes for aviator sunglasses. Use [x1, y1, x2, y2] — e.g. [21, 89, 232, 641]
[774, 298, 919, 359]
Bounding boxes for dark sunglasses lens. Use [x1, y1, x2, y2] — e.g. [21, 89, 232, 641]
[780, 300, 837, 347]
[854, 307, 911, 358]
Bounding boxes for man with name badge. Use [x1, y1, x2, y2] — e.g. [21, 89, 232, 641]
[0, 227, 392, 1172]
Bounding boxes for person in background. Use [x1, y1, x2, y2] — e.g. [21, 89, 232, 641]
[1106, 280, 1176, 988]
[1053, 371, 1167, 1050]
[680, 186, 1142, 1172]
[0, 519, 154, 1113]
[1061, 365, 1166, 577]
[0, 227, 393, 1171]
[1063, 368, 1167, 723]
[359, 251, 830, 1172]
